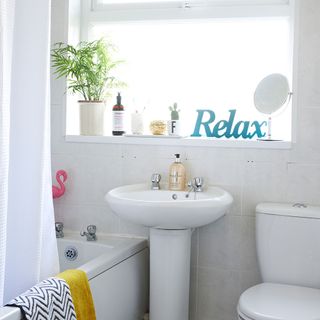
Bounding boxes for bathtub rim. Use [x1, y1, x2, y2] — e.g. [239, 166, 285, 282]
[1, 232, 149, 320]
[58, 231, 148, 280]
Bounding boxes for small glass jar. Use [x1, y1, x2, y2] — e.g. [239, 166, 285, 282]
[131, 112, 144, 134]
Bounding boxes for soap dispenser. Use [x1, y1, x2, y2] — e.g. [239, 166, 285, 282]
[168, 154, 186, 191]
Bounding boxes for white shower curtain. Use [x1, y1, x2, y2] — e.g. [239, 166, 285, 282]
[0, 0, 59, 305]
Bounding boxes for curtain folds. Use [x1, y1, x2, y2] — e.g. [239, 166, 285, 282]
[0, 0, 15, 306]
[0, 0, 59, 305]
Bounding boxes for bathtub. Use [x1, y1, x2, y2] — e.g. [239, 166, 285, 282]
[0, 232, 149, 320]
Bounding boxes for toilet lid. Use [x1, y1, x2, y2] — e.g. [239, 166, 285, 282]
[238, 283, 320, 320]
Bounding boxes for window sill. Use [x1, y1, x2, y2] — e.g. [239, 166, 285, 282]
[65, 135, 292, 149]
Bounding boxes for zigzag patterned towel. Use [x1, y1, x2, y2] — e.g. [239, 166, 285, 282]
[7, 277, 77, 320]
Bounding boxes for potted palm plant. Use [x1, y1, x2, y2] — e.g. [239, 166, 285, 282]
[51, 39, 123, 135]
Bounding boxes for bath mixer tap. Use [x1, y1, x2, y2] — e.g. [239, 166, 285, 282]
[80, 225, 97, 241]
[151, 173, 161, 190]
[55, 222, 64, 238]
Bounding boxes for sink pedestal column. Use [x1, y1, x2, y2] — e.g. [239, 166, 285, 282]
[149, 228, 192, 320]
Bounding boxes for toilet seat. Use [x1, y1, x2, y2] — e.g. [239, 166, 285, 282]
[238, 282, 320, 320]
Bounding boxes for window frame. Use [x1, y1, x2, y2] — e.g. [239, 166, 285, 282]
[64, 0, 298, 146]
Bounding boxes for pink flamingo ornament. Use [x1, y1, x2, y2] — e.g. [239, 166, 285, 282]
[52, 170, 68, 199]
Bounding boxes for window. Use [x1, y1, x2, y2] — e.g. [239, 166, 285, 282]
[66, 0, 294, 141]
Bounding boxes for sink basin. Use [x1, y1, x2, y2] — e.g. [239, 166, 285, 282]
[106, 183, 233, 229]
[105, 183, 233, 319]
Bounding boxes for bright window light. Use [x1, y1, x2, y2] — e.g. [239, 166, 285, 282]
[97, 0, 178, 3]
[87, 17, 291, 139]
[95, 0, 290, 6]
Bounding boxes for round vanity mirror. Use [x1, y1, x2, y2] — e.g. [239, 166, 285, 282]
[254, 73, 290, 114]
[254, 73, 291, 140]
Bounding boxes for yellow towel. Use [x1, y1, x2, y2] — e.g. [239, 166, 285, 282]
[57, 269, 96, 320]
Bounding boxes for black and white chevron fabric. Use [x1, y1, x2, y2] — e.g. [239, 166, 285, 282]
[7, 277, 77, 320]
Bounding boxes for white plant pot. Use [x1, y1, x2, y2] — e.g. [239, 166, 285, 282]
[79, 101, 106, 136]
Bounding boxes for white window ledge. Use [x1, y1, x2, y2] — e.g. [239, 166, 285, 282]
[65, 135, 292, 149]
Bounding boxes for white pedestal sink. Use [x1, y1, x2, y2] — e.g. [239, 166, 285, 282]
[105, 184, 233, 320]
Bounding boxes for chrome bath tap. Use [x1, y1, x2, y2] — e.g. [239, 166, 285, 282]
[80, 225, 97, 241]
[55, 222, 64, 238]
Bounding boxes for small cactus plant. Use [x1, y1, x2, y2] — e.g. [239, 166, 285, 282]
[169, 102, 180, 120]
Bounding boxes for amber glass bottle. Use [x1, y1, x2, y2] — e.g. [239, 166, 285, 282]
[112, 92, 125, 136]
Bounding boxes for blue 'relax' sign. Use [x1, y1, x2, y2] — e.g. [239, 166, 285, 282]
[191, 109, 267, 139]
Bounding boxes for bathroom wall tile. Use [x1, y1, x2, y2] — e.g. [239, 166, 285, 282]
[237, 216, 259, 272]
[207, 157, 244, 188]
[51, 108, 84, 156]
[51, 0, 68, 107]
[51, 108, 62, 154]
[52, 153, 124, 206]
[297, 0, 320, 107]
[189, 266, 198, 320]
[51, 0, 68, 43]
[52, 108, 109, 157]
[51, 110, 123, 156]
[185, 147, 245, 163]
[50, 78, 66, 107]
[293, 108, 320, 161]
[187, 155, 243, 216]
[52, 142, 89, 158]
[120, 146, 177, 185]
[197, 266, 240, 320]
[82, 155, 123, 204]
[186, 159, 211, 187]
[51, 153, 90, 205]
[198, 216, 228, 270]
[239, 269, 262, 294]
[243, 148, 291, 163]
[122, 144, 186, 161]
[198, 215, 258, 272]
[191, 229, 199, 268]
[121, 158, 162, 185]
[241, 160, 288, 216]
[286, 162, 320, 205]
[223, 185, 241, 216]
[118, 219, 149, 238]
[75, 143, 123, 158]
[53, 203, 119, 234]
[297, 48, 320, 108]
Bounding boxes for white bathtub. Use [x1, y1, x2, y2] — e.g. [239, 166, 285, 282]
[0, 232, 149, 320]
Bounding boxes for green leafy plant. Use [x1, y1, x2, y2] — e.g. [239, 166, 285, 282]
[169, 102, 180, 120]
[51, 39, 124, 101]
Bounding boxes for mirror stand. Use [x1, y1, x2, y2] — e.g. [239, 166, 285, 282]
[254, 74, 292, 141]
[258, 115, 280, 141]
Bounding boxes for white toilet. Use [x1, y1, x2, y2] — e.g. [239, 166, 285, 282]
[238, 202, 320, 320]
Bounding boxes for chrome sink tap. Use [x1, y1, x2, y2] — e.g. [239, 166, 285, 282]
[192, 177, 204, 192]
[55, 222, 64, 238]
[186, 177, 204, 198]
[80, 225, 97, 241]
[151, 173, 161, 190]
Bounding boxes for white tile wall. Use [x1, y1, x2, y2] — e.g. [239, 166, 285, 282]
[50, 1, 320, 319]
